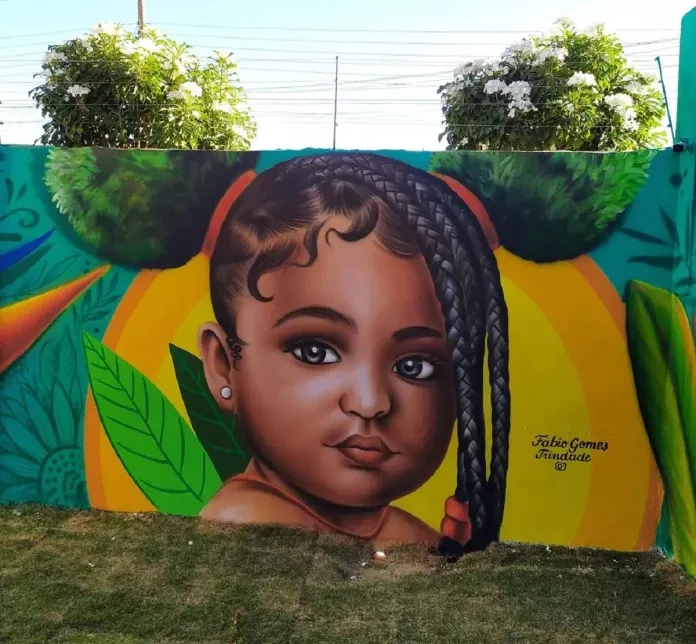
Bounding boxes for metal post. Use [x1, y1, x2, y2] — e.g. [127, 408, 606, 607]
[333, 56, 338, 150]
[655, 56, 675, 142]
[137, 0, 145, 35]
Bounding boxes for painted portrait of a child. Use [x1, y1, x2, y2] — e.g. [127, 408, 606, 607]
[197, 154, 511, 555]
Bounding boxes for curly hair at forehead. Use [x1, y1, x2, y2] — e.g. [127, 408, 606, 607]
[209, 153, 511, 558]
[210, 173, 420, 331]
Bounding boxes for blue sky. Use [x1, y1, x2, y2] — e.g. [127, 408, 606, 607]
[0, 0, 692, 149]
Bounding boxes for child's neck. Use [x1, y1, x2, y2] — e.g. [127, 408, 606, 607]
[246, 458, 389, 538]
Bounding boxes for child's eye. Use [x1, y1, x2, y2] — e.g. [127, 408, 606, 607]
[290, 341, 341, 365]
[393, 357, 436, 381]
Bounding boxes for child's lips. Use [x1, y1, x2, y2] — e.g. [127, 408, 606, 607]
[328, 435, 397, 467]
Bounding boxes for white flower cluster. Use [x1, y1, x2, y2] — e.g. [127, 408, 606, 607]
[212, 101, 234, 114]
[453, 58, 500, 79]
[90, 22, 121, 37]
[484, 79, 536, 117]
[167, 81, 203, 100]
[43, 51, 67, 66]
[534, 46, 568, 64]
[135, 38, 160, 55]
[66, 84, 90, 98]
[119, 41, 138, 56]
[502, 39, 567, 66]
[163, 53, 196, 76]
[483, 79, 508, 94]
[503, 39, 536, 58]
[567, 72, 597, 87]
[604, 93, 639, 131]
[584, 23, 604, 37]
[116, 34, 163, 58]
[42, 51, 67, 77]
[625, 80, 649, 96]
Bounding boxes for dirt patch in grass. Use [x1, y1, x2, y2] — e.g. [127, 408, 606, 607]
[1, 504, 695, 643]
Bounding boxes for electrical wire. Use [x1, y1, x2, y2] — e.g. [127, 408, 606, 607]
[152, 22, 681, 34]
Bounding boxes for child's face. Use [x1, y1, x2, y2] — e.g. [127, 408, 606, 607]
[202, 218, 456, 508]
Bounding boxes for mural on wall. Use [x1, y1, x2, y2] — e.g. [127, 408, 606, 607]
[0, 145, 693, 571]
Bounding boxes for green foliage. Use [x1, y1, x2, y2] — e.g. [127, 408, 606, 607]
[169, 345, 250, 481]
[626, 280, 696, 576]
[439, 21, 667, 151]
[430, 149, 653, 261]
[30, 24, 256, 150]
[1, 176, 41, 244]
[44, 146, 256, 267]
[0, 347, 88, 508]
[83, 333, 222, 515]
[623, 202, 696, 308]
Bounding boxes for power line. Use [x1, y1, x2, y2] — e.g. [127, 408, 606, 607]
[0, 117, 635, 129]
[159, 32, 679, 47]
[152, 22, 681, 34]
[0, 39, 680, 58]
[0, 96, 677, 107]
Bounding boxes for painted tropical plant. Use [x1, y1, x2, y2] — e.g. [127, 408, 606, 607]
[44, 147, 257, 268]
[620, 189, 695, 321]
[169, 345, 250, 481]
[626, 280, 696, 577]
[430, 150, 654, 262]
[83, 335, 250, 514]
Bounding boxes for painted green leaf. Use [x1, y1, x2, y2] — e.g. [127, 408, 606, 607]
[169, 344, 250, 481]
[628, 255, 681, 270]
[626, 280, 696, 576]
[83, 333, 222, 515]
[618, 227, 668, 246]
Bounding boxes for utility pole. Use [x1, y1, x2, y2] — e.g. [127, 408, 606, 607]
[332, 56, 338, 150]
[137, 0, 146, 35]
[656, 56, 675, 142]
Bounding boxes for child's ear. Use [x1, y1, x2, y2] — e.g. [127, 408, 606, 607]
[198, 323, 237, 413]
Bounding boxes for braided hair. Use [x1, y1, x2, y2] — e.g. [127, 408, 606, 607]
[210, 153, 511, 555]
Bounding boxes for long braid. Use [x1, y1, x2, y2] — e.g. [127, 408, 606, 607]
[425, 182, 511, 542]
[386, 161, 511, 543]
[342, 156, 494, 546]
[273, 154, 510, 550]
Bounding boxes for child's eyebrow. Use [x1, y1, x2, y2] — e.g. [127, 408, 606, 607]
[274, 306, 357, 329]
[392, 326, 442, 342]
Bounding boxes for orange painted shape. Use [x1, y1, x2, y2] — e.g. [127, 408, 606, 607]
[434, 172, 500, 250]
[0, 265, 110, 374]
[83, 269, 159, 511]
[570, 256, 662, 550]
[571, 255, 624, 333]
[84, 255, 211, 512]
[201, 170, 257, 257]
[82, 271, 156, 509]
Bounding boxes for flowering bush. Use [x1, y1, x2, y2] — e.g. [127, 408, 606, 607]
[31, 23, 256, 149]
[438, 21, 667, 151]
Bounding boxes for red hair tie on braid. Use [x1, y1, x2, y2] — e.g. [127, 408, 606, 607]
[440, 496, 472, 546]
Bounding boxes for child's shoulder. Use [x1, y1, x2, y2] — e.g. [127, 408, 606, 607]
[200, 477, 311, 526]
[378, 506, 440, 545]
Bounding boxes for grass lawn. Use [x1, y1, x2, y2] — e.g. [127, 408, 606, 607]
[1, 505, 695, 643]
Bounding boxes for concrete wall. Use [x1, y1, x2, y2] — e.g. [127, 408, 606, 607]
[0, 9, 693, 571]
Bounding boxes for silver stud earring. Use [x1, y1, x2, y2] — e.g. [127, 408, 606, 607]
[220, 386, 232, 400]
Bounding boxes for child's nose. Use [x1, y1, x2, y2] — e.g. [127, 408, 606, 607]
[339, 365, 392, 421]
